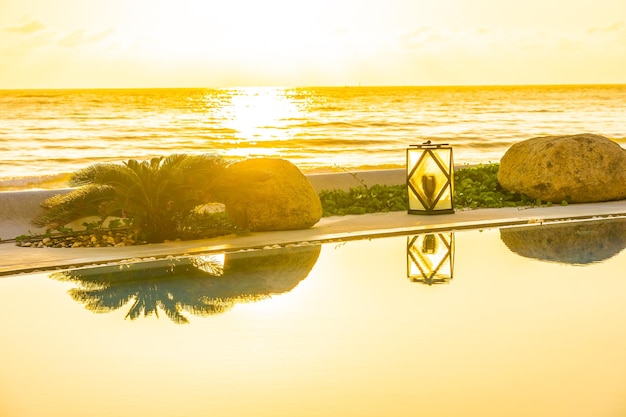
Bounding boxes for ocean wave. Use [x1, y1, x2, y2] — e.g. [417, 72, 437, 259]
[1, 85, 624, 191]
[290, 121, 367, 129]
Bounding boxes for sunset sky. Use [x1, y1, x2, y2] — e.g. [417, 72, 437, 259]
[1, 0, 625, 89]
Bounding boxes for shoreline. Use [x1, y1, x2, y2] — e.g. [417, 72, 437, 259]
[0, 164, 407, 193]
[0, 169, 406, 241]
[0, 161, 494, 193]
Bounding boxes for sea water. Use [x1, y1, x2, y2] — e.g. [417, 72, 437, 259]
[1, 84, 625, 190]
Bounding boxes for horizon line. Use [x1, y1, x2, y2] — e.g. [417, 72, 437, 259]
[1, 82, 625, 92]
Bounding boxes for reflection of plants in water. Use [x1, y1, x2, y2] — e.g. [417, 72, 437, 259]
[51, 245, 321, 324]
[500, 218, 626, 265]
[60, 258, 236, 324]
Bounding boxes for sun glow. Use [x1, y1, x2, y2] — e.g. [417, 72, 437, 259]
[223, 88, 303, 140]
[207, 87, 305, 158]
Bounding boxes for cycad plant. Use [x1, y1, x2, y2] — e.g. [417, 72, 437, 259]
[33, 153, 229, 243]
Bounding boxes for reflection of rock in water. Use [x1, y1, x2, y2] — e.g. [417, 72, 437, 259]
[50, 244, 321, 323]
[500, 218, 626, 265]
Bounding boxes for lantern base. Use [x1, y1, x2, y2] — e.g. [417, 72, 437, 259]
[408, 208, 455, 215]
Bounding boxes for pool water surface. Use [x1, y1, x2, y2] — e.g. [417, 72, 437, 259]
[1, 218, 625, 417]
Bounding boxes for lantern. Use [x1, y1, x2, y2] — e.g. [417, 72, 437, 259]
[407, 232, 455, 285]
[406, 143, 454, 214]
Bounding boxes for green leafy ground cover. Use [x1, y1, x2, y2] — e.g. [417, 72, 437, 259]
[319, 163, 554, 217]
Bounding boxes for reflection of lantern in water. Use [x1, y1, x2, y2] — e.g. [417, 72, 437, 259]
[407, 232, 455, 285]
[407, 143, 454, 214]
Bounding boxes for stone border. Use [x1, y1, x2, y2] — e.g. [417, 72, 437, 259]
[0, 188, 74, 240]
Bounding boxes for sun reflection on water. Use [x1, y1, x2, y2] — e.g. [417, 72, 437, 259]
[211, 86, 303, 141]
[197, 87, 309, 161]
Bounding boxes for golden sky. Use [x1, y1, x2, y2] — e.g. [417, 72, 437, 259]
[1, 0, 625, 88]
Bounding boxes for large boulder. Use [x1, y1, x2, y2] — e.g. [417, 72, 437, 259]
[219, 158, 322, 231]
[498, 134, 626, 203]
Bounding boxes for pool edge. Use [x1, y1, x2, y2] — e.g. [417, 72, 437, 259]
[2, 200, 625, 276]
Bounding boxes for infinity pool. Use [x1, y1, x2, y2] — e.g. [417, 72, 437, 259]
[1, 218, 625, 417]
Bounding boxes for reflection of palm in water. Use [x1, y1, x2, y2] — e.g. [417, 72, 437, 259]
[67, 267, 244, 324]
[52, 245, 321, 324]
[500, 218, 626, 265]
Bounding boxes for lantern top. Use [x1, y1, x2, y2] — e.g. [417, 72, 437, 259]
[409, 142, 450, 149]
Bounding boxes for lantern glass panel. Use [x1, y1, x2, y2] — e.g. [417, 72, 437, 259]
[407, 145, 454, 213]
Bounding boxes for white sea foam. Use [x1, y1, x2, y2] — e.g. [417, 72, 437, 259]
[0, 173, 72, 191]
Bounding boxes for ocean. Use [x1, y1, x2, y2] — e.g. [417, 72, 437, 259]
[1, 84, 625, 191]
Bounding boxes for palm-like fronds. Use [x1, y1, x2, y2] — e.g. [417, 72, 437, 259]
[69, 162, 130, 187]
[34, 153, 230, 242]
[32, 184, 116, 227]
